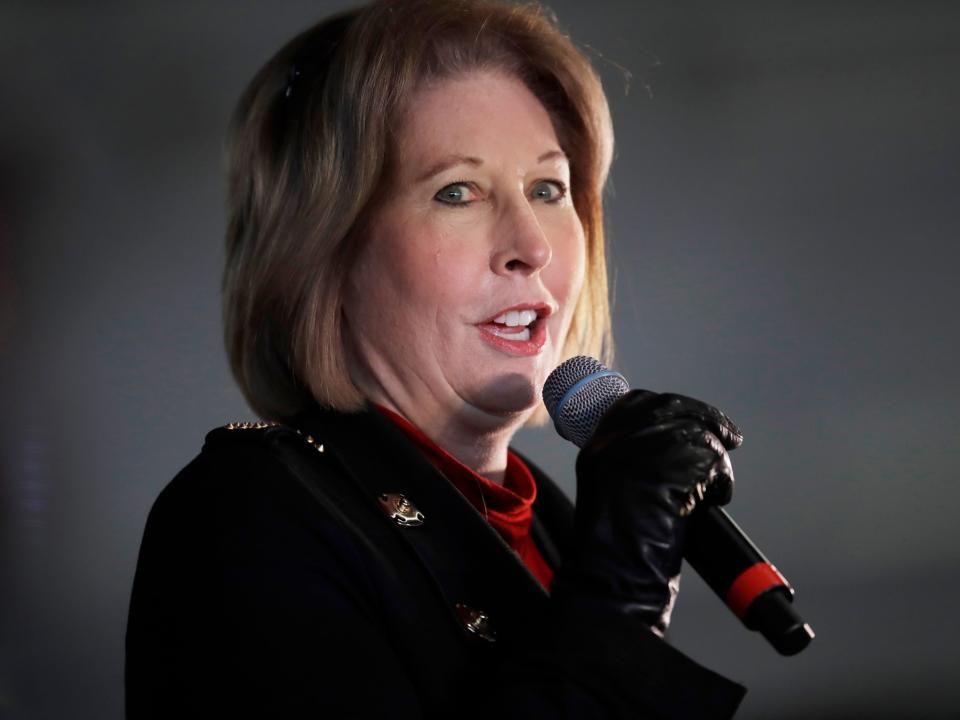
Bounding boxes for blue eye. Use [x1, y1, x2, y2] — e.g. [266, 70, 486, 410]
[531, 180, 567, 202]
[434, 179, 567, 207]
[435, 182, 472, 206]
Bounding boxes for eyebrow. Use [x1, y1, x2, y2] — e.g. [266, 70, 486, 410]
[415, 149, 568, 183]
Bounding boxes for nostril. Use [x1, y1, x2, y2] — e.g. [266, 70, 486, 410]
[505, 259, 524, 272]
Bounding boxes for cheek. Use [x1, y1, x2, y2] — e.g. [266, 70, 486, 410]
[548, 214, 587, 305]
[345, 230, 426, 346]
[352, 215, 435, 304]
[349, 219, 484, 335]
[411, 223, 491, 309]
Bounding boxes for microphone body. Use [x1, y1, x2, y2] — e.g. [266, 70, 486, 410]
[544, 356, 814, 656]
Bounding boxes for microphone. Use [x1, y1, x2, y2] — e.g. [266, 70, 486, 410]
[543, 356, 814, 656]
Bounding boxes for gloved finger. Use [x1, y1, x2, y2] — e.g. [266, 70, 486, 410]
[597, 390, 742, 452]
[658, 428, 734, 514]
[696, 430, 735, 506]
[615, 420, 729, 496]
[584, 388, 662, 450]
[642, 392, 743, 451]
[577, 418, 710, 481]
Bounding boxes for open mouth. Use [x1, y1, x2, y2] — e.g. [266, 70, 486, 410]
[484, 308, 539, 341]
[476, 305, 551, 356]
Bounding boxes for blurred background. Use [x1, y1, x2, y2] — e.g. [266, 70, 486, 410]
[2, 1, 959, 718]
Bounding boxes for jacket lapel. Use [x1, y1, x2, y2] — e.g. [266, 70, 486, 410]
[294, 405, 569, 643]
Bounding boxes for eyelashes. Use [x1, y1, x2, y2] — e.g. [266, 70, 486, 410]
[434, 179, 568, 208]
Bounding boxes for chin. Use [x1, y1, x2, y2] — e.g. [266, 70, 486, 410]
[468, 371, 541, 418]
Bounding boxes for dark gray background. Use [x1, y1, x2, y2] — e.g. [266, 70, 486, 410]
[2, 1, 958, 718]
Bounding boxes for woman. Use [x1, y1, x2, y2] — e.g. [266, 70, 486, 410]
[126, 0, 746, 717]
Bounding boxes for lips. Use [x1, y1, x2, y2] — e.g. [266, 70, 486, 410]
[476, 302, 553, 356]
[481, 302, 553, 325]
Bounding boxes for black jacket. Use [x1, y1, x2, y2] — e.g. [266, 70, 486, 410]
[126, 404, 746, 718]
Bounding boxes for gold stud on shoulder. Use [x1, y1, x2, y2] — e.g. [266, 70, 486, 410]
[224, 420, 281, 430]
[301, 433, 324, 453]
[221, 421, 324, 454]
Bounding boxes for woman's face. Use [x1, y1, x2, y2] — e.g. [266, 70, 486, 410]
[344, 71, 586, 424]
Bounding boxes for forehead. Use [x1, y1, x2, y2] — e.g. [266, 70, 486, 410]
[392, 71, 564, 169]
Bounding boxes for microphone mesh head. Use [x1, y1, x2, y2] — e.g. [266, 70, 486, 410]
[543, 356, 630, 447]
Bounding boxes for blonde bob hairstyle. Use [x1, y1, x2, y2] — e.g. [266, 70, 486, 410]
[224, 0, 615, 423]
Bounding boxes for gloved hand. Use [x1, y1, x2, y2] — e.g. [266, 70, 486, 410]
[551, 390, 743, 636]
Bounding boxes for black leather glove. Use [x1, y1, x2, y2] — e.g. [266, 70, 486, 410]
[551, 390, 743, 636]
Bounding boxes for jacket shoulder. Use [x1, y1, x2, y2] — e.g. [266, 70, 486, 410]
[146, 420, 352, 541]
[136, 419, 385, 613]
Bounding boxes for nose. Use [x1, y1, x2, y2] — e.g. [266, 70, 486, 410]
[490, 196, 553, 276]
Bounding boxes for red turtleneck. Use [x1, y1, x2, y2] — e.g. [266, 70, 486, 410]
[376, 406, 554, 591]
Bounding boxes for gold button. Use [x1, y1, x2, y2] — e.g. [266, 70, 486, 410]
[378, 493, 425, 527]
[455, 603, 496, 642]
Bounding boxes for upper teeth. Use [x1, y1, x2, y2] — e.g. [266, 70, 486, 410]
[493, 309, 538, 327]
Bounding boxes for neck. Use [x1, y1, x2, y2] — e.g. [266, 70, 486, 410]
[375, 395, 524, 486]
[430, 413, 513, 486]
[346, 346, 533, 484]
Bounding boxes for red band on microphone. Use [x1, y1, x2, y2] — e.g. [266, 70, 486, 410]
[725, 562, 790, 618]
